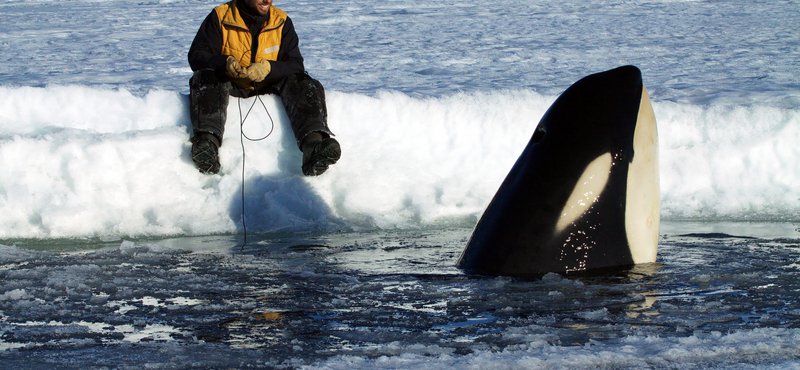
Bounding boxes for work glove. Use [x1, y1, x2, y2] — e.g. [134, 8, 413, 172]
[225, 56, 247, 79]
[244, 61, 272, 82]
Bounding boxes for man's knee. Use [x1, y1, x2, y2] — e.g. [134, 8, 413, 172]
[190, 68, 227, 89]
[293, 71, 320, 84]
[278, 72, 323, 93]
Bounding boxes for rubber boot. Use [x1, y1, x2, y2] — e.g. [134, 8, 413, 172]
[301, 132, 341, 176]
[191, 133, 221, 174]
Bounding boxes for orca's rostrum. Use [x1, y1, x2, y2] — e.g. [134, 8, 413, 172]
[457, 66, 660, 276]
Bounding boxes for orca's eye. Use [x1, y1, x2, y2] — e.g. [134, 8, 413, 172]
[532, 126, 546, 144]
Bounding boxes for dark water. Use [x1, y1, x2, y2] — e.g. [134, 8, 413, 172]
[1, 222, 800, 369]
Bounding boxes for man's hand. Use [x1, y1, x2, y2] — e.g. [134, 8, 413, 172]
[225, 56, 247, 79]
[244, 61, 272, 82]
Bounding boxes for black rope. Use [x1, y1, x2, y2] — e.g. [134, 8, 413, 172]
[237, 87, 274, 246]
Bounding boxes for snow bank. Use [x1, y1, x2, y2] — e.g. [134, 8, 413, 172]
[1, 85, 798, 239]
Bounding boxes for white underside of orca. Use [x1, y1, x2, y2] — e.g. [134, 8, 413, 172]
[625, 87, 659, 264]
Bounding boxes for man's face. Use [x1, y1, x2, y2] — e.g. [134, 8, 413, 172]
[244, 0, 272, 16]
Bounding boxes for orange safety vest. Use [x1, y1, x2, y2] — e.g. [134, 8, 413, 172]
[215, 0, 287, 89]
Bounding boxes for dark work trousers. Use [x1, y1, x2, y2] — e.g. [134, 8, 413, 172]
[189, 68, 333, 148]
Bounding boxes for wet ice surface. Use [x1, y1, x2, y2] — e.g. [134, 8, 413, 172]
[2, 223, 800, 369]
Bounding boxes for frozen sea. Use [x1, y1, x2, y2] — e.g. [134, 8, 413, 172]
[1, 0, 800, 368]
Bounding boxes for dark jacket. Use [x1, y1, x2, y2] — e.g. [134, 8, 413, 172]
[188, 1, 305, 83]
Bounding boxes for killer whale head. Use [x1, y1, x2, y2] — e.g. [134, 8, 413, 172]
[457, 65, 659, 276]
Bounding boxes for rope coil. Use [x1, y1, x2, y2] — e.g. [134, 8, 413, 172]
[237, 90, 274, 246]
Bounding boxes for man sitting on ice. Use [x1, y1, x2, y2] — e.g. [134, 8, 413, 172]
[188, 0, 340, 176]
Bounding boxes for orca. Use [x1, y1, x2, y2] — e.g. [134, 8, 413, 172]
[457, 65, 659, 277]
